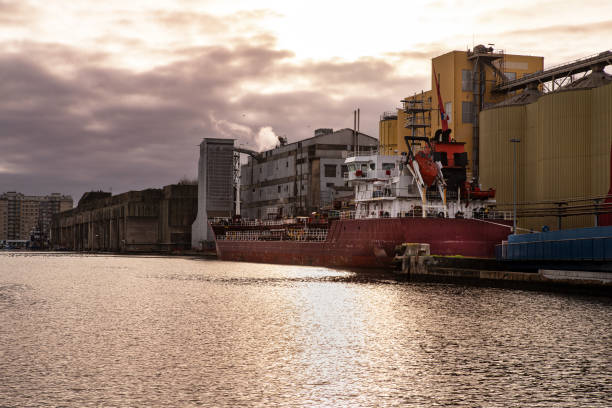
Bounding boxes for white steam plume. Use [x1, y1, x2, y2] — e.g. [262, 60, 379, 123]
[255, 126, 278, 151]
[208, 113, 280, 152]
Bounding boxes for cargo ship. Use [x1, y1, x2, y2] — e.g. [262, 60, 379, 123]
[213, 81, 513, 268]
[212, 136, 512, 268]
[213, 71, 515, 268]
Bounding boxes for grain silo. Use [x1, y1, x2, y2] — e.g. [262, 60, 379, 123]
[379, 111, 399, 155]
[480, 87, 540, 208]
[479, 61, 612, 231]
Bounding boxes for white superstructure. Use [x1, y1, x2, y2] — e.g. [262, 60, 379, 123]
[344, 150, 505, 220]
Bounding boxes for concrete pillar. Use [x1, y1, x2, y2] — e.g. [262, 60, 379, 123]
[192, 141, 210, 249]
[191, 138, 234, 249]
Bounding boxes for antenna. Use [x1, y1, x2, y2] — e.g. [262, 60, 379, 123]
[357, 108, 360, 155]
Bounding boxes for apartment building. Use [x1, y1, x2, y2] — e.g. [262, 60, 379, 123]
[0, 192, 73, 244]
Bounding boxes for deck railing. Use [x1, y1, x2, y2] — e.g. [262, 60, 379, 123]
[217, 228, 328, 242]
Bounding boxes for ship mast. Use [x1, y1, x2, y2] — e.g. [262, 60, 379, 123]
[402, 89, 448, 217]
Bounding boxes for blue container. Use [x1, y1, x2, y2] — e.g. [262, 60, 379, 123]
[504, 226, 612, 261]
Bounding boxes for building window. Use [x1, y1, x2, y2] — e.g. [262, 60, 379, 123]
[462, 101, 473, 124]
[326, 182, 335, 188]
[445, 102, 452, 123]
[461, 70, 472, 91]
[341, 165, 348, 177]
[278, 185, 281, 193]
[504, 72, 517, 81]
[324, 164, 337, 178]
[286, 161, 288, 167]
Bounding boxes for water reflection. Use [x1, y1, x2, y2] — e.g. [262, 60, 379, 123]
[0, 253, 610, 407]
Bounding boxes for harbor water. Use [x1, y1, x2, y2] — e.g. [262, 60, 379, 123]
[1, 252, 610, 407]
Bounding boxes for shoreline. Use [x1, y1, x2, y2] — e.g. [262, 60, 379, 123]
[5, 249, 611, 296]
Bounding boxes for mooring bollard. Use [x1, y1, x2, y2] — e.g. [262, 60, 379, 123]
[396, 243, 430, 275]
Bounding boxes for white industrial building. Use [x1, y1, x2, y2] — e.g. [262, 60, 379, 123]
[240, 128, 378, 219]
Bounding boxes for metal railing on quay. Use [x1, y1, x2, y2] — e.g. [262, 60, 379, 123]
[493, 196, 612, 221]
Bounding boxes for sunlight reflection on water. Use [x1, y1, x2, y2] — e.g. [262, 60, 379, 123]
[0, 252, 610, 407]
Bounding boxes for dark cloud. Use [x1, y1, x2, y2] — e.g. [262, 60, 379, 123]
[0, 39, 425, 203]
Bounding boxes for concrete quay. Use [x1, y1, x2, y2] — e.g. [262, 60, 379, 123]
[396, 243, 612, 295]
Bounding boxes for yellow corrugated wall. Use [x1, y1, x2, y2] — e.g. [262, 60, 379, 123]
[480, 105, 526, 207]
[535, 89, 592, 201]
[535, 89, 592, 229]
[480, 84, 611, 231]
[379, 118, 398, 155]
[525, 102, 540, 203]
[591, 81, 612, 196]
[523, 102, 557, 231]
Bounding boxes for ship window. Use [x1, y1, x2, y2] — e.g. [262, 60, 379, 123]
[278, 185, 281, 193]
[341, 165, 348, 175]
[382, 163, 395, 170]
[324, 164, 337, 178]
[369, 163, 375, 170]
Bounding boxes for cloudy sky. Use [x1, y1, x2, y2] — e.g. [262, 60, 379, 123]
[1, 0, 611, 203]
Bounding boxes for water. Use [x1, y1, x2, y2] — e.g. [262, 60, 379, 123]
[0, 252, 610, 407]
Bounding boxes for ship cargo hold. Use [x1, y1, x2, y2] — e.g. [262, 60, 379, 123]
[214, 217, 511, 269]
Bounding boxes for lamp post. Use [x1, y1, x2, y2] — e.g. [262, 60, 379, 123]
[510, 138, 521, 234]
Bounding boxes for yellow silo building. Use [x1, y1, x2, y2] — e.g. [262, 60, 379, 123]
[379, 46, 544, 171]
[380, 47, 612, 231]
[480, 67, 612, 231]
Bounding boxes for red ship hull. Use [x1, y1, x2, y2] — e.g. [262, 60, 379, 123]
[215, 218, 511, 269]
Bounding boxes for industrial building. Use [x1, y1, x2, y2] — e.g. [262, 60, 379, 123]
[191, 138, 236, 248]
[240, 128, 378, 219]
[380, 46, 612, 232]
[379, 46, 544, 180]
[0, 192, 73, 247]
[479, 52, 612, 231]
[51, 184, 197, 251]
